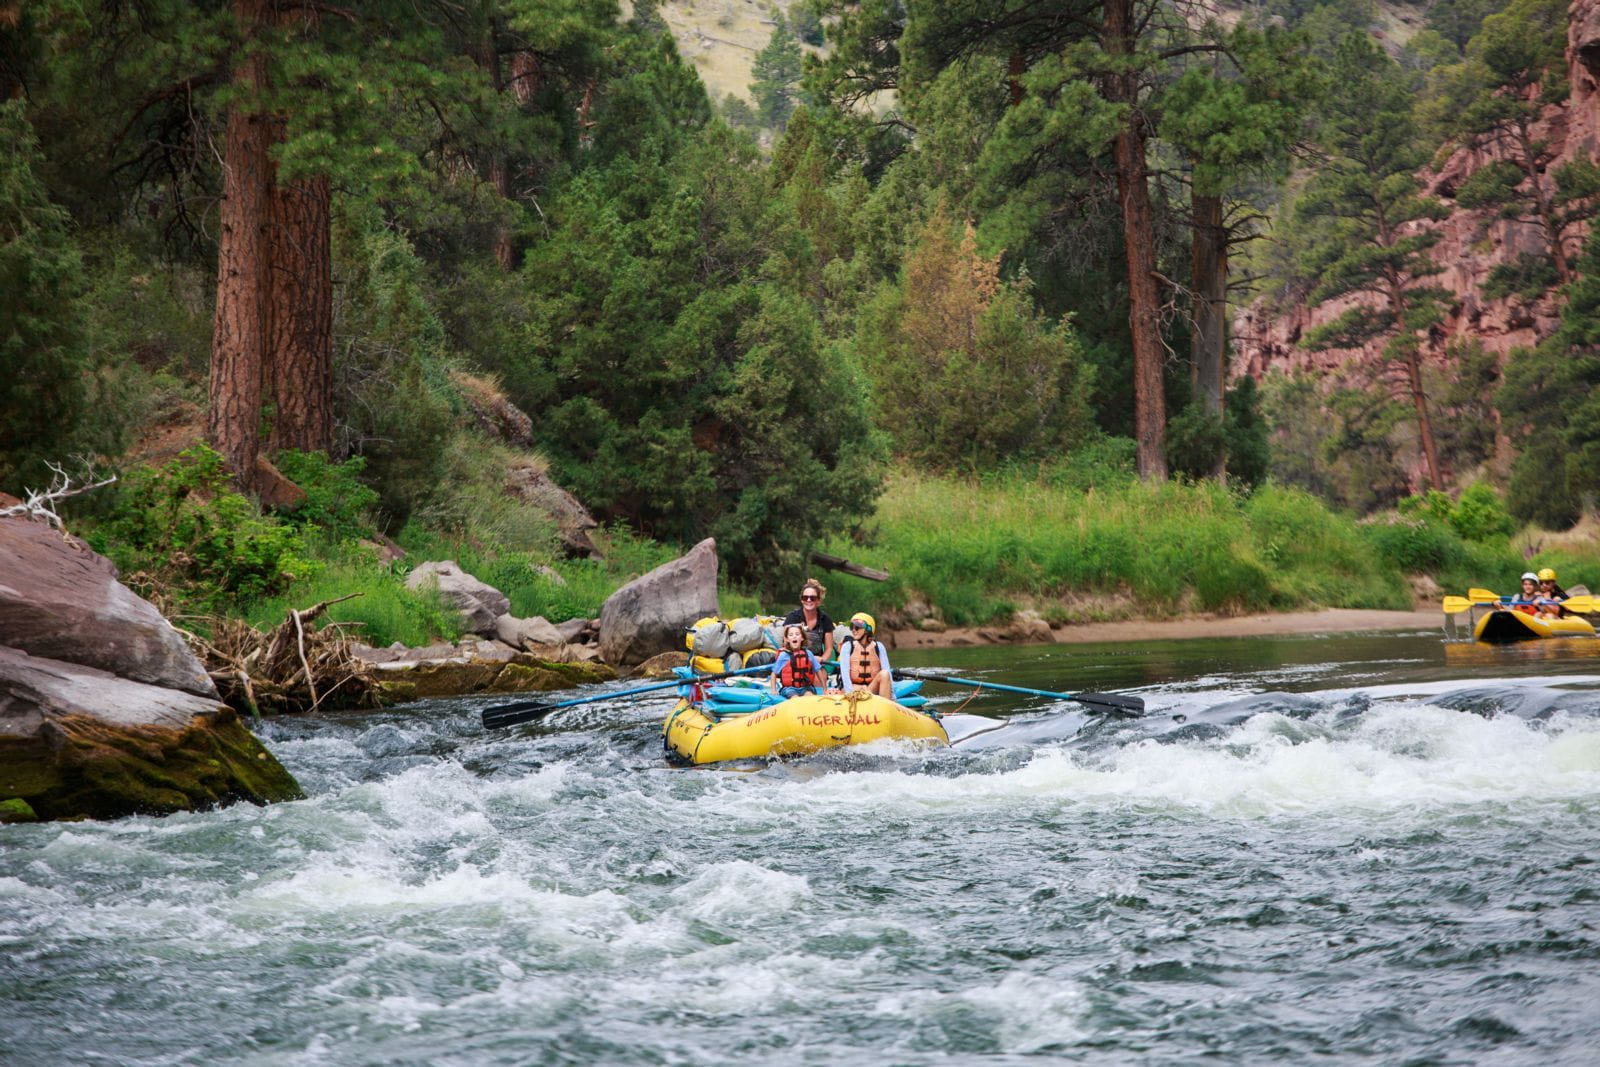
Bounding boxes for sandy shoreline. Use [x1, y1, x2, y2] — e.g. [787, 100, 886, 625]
[891, 608, 1445, 649]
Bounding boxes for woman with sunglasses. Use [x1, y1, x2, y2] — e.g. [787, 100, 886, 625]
[782, 578, 835, 662]
[838, 612, 895, 700]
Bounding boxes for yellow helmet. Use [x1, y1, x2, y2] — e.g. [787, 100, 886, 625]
[1538, 567, 1557, 582]
[849, 611, 875, 633]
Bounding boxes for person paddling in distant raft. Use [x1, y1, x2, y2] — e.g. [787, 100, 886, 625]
[1536, 567, 1568, 617]
[1507, 572, 1541, 614]
[838, 613, 896, 701]
[783, 578, 836, 662]
[770, 624, 826, 698]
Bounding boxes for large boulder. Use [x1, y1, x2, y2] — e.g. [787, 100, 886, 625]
[0, 512, 302, 821]
[405, 561, 510, 636]
[598, 538, 719, 667]
[0, 647, 302, 821]
[0, 514, 216, 697]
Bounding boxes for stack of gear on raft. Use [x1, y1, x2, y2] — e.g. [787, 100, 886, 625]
[684, 611, 901, 697]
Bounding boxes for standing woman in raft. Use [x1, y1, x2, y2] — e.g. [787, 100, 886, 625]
[783, 578, 836, 662]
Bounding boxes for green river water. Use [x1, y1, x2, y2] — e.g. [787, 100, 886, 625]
[5, 626, 1600, 1064]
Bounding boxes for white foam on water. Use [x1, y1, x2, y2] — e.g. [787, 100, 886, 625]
[665, 703, 1600, 825]
[669, 859, 813, 924]
[959, 971, 1088, 1053]
[873, 970, 1088, 1054]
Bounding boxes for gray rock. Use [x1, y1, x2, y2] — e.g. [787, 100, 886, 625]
[405, 561, 510, 635]
[536, 565, 567, 587]
[0, 515, 216, 698]
[504, 462, 602, 559]
[493, 614, 566, 650]
[598, 538, 719, 666]
[555, 617, 593, 644]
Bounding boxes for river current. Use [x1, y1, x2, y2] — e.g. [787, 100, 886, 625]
[5, 629, 1600, 1064]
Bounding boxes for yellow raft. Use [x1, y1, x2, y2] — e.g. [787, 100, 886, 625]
[1473, 608, 1597, 643]
[662, 691, 949, 765]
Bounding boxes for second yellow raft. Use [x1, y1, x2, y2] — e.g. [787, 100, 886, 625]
[662, 691, 949, 765]
[1473, 608, 1597, 643]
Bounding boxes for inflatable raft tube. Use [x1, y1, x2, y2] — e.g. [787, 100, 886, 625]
[662, 691, 948, 765]
[1473, 608, 1597, 643]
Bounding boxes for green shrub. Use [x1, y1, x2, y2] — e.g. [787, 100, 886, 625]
[272, 450, 380, 541]
[89, 445, 315, 614]
[243, 556, 462, 648]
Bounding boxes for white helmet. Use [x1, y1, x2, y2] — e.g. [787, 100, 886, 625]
[1521, 572, 1538, 581]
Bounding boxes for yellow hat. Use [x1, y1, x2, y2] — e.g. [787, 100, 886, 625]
[849, 611, 875, 632]
[1538, 567, 1557, 582]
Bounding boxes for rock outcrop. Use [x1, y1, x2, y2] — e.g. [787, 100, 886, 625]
[598, 538, 720, 666]
[0, 512, 302, 821]
[405, 560, 511, 635]
[1233, 0, 1600, 451]
[505, 460, 602, 559]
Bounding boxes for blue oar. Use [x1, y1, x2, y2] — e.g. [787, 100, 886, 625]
[481, 665, 771, 729]
[893, 669, 1144, 719]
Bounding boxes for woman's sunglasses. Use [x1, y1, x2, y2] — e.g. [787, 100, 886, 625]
[801, 594, 819, 602]
[849, 623, 866, 630]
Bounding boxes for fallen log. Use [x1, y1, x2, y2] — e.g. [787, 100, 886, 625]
[809, 551, 890, 582]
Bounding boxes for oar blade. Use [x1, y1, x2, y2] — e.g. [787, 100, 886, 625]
[481, 700, 556, 730]
[1441, 596, 1472, 614]
[1468, 588, 1500, 603]
[1563, 595, 1595, 614]
[1072, 692, 1145, 718]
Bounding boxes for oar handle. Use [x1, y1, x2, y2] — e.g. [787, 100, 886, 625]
[481, 664, 771, 730]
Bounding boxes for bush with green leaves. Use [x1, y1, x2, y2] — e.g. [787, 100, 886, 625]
[89, 445, 315, 614]
[271, 450, 380, 541]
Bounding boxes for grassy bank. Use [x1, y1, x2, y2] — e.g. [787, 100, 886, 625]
[84, 444, 1600, 647]
[811, 470, 1585, 627]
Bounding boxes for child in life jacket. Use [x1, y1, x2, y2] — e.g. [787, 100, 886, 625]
[770, 624, 826, 698]
[838, 612, 896, 701]
[1508, 572, 1540, 615]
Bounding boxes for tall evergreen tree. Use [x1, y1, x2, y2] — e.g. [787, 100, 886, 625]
[751, 14, 804, 129]
[0, 100, 93, 493]
[1294, 34, 1450, 491]
[1446, 0, 1594, 283]
[1159, 22, 1321, 480]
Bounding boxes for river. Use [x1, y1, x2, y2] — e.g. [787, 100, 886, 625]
[5, 627, 1600, 1064]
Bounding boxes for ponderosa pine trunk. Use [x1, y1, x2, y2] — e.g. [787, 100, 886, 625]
[265, 170, 333, 454]
[1190, 192, 1227, 480]
[208, 0, 273, 492]
[1104, 0, 1167, 480]
[1388, 276, 1444, 492]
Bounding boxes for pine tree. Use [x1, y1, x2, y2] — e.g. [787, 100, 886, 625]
[751, 14, 804, 129]
[1446, 0, 1594, 284]
[0, 100, 91, 493]
[1294, 33, 1450, 491]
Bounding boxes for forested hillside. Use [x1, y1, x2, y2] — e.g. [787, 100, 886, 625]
[2, 0, 1598, 625]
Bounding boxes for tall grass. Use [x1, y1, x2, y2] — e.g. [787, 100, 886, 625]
[820, 471, 1418, 624]
[243, 558, 463, 647]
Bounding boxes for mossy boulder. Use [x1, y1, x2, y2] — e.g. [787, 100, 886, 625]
[0, 512, 303, 822]
[0, 646, 303, 821]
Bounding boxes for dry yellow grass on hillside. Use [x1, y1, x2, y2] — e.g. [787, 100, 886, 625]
[623, 0, 803, 105]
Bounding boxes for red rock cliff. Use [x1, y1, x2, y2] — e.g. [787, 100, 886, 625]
[1233, 0, 1600, 392]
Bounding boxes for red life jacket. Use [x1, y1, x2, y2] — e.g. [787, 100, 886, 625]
[779, 651, 820, 690]
[848, 639, 882, 685]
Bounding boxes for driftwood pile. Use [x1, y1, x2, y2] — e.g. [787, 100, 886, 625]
[188, 594, 381, 717]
